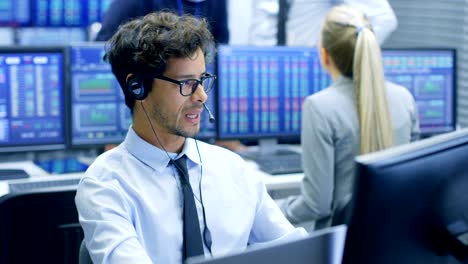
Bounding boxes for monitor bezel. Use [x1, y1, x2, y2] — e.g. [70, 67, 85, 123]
[0, 46, 69, 153]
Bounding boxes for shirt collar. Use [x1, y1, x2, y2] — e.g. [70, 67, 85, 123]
[123, 127, 202, 172]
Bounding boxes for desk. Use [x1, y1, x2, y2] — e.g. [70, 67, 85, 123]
[0, 158, 304, 197]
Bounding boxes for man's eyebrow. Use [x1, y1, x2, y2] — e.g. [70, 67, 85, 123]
[174, 71, 208, 79]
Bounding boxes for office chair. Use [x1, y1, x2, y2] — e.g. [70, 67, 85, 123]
[0, 187, 83, 264]
[79, 239, 93, 264]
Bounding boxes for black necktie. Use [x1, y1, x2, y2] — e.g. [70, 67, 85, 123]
[277, 0, 289, 45]
[172, 155, 204, 260]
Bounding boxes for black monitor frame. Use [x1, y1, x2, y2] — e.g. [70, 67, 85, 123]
[343, 129, 468, 263]
[382, 47, 457, 137]
[0, 46, 69, 153]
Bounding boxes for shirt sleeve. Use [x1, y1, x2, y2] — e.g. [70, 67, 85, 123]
[246, 166, 308, 245]
[345, 0, 398, 44]
[75, 173, 153, 264]
[248, 0, 278, 45]
[95, 0, 147, 41]
[282, 97, 335, 224]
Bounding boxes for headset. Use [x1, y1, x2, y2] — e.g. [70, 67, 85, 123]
[127, 75, 150, 101]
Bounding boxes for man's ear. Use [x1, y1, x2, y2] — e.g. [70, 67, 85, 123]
[126, 73, 134, 83]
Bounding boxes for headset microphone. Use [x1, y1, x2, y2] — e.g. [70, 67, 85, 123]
[203, 103, 215, 123]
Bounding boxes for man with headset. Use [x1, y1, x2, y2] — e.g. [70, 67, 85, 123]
[75, 11, 306, 264]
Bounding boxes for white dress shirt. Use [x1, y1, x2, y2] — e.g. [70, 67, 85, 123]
[249, 0, 398, 46]
[76, 127, 306, 264]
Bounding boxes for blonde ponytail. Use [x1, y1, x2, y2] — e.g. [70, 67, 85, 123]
[321, 4, 393, 154]
[354, 27, 393, 153]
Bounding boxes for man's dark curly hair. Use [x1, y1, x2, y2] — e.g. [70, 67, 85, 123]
[103, 11, 215, 112]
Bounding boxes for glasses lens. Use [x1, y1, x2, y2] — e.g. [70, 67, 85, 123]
[181, 80, 198, 96]
[202, 77, 215, 93]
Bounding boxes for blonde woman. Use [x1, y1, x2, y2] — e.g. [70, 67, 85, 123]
[279, 4, 420, 229]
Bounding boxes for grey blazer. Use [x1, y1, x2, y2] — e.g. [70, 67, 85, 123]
[281, 76, 420, 226]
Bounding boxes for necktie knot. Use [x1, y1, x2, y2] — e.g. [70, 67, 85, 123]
[172, 155, 189, 183]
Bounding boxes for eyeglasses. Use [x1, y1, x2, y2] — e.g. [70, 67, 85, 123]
[154, 73, 216, 96]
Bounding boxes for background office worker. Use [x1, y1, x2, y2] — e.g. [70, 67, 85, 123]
[75, 12, 306, 264]
[95, 0, 229, 44]
[249, 0, 398, 46]
[278, 4, 420, 229]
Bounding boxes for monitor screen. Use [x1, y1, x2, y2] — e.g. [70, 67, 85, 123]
[18, 27, 87, 46]
[343, 129, 468, 263]
[69, 42, 129, 147]
[31, 0, 85, 27]
[87, 0, 113, 24]
[382, 49, 456, 136]
[0, 0, 30, 26]
[216, 45, 329, 140]
[216, 46, 456, 142]
[0, 47, 67, 152]
[30, 0, 114, 27]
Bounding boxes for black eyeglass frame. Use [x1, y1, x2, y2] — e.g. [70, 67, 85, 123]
[153, 73, 217, 96]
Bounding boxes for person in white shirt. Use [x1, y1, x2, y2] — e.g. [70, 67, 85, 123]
[249, 0, 398, 46]
[75, 11, 306, 264]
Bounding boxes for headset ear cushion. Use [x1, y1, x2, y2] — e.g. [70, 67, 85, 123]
[127, 76, 147, 100]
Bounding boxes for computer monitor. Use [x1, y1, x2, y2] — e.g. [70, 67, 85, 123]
[30, 0, 113, 27]
[69, 42, 128, 147]
[216, 45, 329, 150]
[87, 0, 113, 24]
[31, 0, 86, 27]
[0, 0, 30, 26]
[382, 48, 456, 137]
[342, 129, 468, 263]
[0, 47, 67, 153]
[186, 225, 347, 264]
[18, 27, 87, 46]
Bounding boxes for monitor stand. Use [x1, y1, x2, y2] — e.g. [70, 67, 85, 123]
[237, 138, 299, 161]
[0, 169, 29, 181]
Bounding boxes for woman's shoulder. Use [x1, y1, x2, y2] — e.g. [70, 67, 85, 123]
[385, 81, 415, 102]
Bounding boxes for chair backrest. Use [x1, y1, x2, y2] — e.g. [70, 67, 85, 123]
[0, 187, 82, 264]
[79, 239, 93, 264]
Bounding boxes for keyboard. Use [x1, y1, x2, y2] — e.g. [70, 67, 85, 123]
[255, 153, 303, 175]
[8, 178, 81, 193]
[0, 169, 30, 181]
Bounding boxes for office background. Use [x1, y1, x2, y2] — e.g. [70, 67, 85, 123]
[228, 0, 468, 129]
[0, 0, 466, 130]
